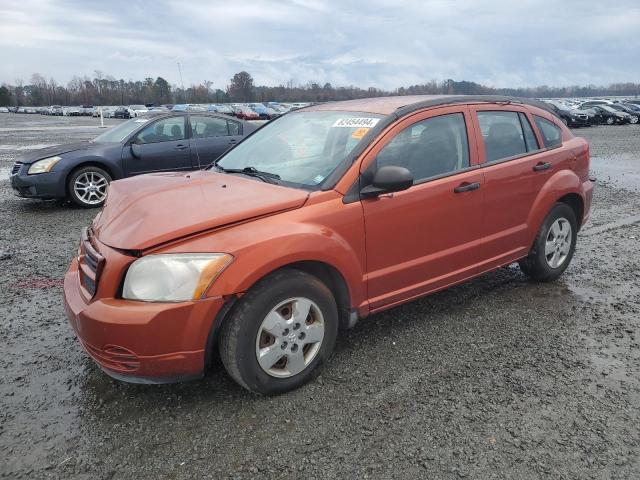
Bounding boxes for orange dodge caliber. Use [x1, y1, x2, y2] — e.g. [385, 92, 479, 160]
[64, 95, 593, 394]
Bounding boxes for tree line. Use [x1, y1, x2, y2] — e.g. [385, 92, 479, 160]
[1, 71, 639, 107]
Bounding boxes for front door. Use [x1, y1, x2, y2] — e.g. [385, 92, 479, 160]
[123, 115, 191, 175]
[361, 106, 485, 311]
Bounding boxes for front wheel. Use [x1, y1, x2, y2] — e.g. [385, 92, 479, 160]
[519, 203, 577, 282]
[219, 269, 338, 395]
[630, 116, 639, 124]
[605, 116, 614, 125]
[67, 166, 111, 208]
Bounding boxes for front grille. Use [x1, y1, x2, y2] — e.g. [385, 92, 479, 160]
[11, 162, 22, 175]
[78, 227, 104, 298]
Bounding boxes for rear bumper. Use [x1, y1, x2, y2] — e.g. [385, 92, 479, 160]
[63, 258, 226, 383]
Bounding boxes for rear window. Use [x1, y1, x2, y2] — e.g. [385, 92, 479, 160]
[477, 111, 528, 162]
[533, 116, 562, 148]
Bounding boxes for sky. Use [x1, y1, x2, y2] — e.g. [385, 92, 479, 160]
[1, 0, 639, 90]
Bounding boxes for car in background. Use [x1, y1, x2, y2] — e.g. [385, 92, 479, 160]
[50, 105, 63, 116]
[0, 107, 9, 113]
[608, 104, 639, 124]
[264, 106, 282, 119]
[113, 107, 133, 119]
[579, 100, 613, 108]
[10, 112, 259, 208]
[593, 105, 633, 124]
[61, 95, 592, 393]
[232, 105, 260, 120]
[208, 104, 235, 116]
[247, 103, 271, 120]
[172, 104, 207, 112]
[64, 107, 82, 116]
[128, 105, 148, 117]
[543, 101, 591, 127]
[81, 106, 95, 116]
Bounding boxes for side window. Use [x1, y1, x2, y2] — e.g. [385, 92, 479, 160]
[377, 113, 469, 183]
[227, 120, 240, 136]
[135, 117, 185, 144]
[519, 113, 539, 151]
[533, 116, 562, 148]
[191, 116, 229, 138]
[477, 111, 527, 162]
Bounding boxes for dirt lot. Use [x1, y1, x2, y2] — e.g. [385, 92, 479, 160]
[1, 114, 639, 479]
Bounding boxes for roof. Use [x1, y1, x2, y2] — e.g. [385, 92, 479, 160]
[302, 94, 555, 117]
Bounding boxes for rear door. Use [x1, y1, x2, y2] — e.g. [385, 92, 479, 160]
[123, 115, 191, 174]
[360, 106, 486, 310]
[470, 106, 558, 269]
[188, 115, 243, 167]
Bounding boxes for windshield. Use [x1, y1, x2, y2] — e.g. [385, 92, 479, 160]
[215, 110, 383, 188]
[92, 118, 150, 143]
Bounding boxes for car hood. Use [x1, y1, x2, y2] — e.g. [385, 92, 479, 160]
[17, 141, 95, 164]
[93, 170, 310, 251]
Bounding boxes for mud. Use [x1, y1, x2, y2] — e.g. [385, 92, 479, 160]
[1, 115, 639, 479]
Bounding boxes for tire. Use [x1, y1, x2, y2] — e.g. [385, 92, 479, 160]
[605, 116, 614, 125]
[67, 166, 112, 208]
[630, 116, 638, 124]
[519, 203, 578, 282]
[219, 268, 339, 395]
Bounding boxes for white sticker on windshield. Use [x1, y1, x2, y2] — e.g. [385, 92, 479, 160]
[332, 118, 380, 128]
[133, 119, 148, 123]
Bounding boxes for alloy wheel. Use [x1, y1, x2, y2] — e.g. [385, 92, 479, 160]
[545, 218, 572, 268]
[255, 297, 325, 378]
[74, 171, 109, 205]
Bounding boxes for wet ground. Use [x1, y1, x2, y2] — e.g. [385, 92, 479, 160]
[1, 114, 639, 479]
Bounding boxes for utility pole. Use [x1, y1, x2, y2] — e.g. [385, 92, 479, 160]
[177, 62, 186, 102]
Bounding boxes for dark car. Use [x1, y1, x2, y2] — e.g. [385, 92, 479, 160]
[113, 107, 132, 119]
[578, 105, 628, 125]
[10, 113, 259, 208]
[608, 104, 639, 124]
[544, 102, 591, 127]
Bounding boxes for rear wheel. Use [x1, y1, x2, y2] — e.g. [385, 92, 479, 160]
[630, 116, 639, 124]
[519, 203, 577, 282]
[219, 269, 338, 395]
[67, 166, 111, 208]
[605, 116, 614, 125]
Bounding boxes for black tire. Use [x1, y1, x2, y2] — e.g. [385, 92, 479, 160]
[605, 116, 614, 125]
[219, 268, 339, 395]
[519, 203, 578, 282]
[67, 166, 112, 208]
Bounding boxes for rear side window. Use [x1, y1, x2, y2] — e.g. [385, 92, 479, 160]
[477, 111, 528, 162]
[191, 116, 229, 138]
[377, 113, 469, 183]
[519, 113, 539, 151]
[533, 116, 562, 148]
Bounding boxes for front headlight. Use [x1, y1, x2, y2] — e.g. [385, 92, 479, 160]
[122, 253, 233, 302]
[28, 156, 62, 174]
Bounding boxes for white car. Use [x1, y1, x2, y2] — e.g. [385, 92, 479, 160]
[0, 107, 9, 113]
[128, 105, 149, 117]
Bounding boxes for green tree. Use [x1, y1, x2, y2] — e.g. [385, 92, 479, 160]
[0, 86, 11, 106]
[228, 71, 254, 102]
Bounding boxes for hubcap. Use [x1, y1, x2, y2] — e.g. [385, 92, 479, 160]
[545, 218, 572, 269]
[255, 297, 325, 378]
[74, 171, 109, 205]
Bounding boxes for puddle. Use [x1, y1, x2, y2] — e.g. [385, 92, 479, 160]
[0, 143, 57, 151]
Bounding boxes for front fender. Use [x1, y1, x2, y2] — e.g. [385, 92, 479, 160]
[160, 218, 367, 311]
[525, 169, 584, 245]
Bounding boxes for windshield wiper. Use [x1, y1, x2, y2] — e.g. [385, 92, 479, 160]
[214, 164, 281, 184]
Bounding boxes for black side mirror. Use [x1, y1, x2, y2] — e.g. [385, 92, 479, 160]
[361, 165, 413, 197]
[130, 143, 142, 159]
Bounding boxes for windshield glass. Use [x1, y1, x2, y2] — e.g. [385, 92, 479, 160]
[215, 110, 383, 188]
[92, 118, 150, 143]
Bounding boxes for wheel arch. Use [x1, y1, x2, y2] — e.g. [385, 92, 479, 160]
[556, 192, 584, 231]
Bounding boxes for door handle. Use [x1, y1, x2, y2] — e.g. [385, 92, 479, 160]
[533, 162, 551, 172]
[453, 182, 480, 193]
[228, 139, 237, 144]
[175, 144, 188, 150]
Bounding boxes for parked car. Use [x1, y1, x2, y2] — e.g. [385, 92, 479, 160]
[543, 102, 591, 127]
[50, 105, 63, 116]
[232, 105, 260, 120]
[113, 107, 132, 119]
[247, 103, 271, 120]
[578, 105, 625, 125]
[0, 107, 9, 113]
[65, 107, 82, 116]
[172, 104, 206, 112]
[10, 113, 258, 208]
[207, 104, 235, 116]
[128, 105, 148, 117]
[61, 95, 592, 394]
[608, 104, 639, 124]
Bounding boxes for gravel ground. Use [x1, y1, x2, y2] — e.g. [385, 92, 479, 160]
[1, 114, 639, 479]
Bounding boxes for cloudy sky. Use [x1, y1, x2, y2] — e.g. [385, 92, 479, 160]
[1, 0, 639, 90]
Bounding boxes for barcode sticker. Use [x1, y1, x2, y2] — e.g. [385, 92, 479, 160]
[332, 118, 380, 128]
